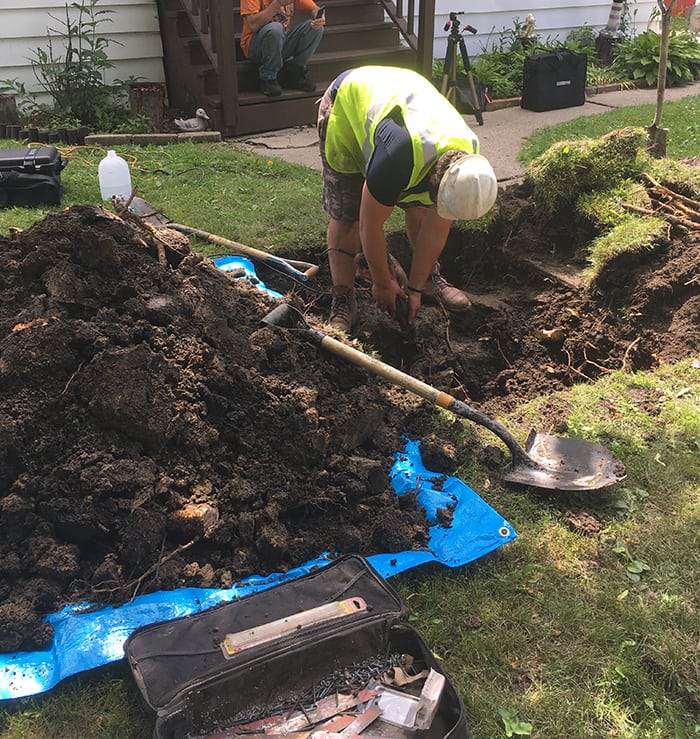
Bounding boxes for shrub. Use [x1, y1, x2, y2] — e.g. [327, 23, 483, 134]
[1, 0, 145, 132]
[461, 20, 634, 100]
[611, 27, 700, 87]
[466, 18, 561, 99]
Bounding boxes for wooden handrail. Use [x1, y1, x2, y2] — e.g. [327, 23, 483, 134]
[379, 0, 434, 76]
[162, 0, 432, 135]
[178, 0, 240, 131]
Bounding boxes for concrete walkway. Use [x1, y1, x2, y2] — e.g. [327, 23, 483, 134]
[232, 80, 700, 183]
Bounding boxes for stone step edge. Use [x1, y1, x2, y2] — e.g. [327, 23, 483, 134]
[484, 83, 634, 112]
[85, 131, 222, 146]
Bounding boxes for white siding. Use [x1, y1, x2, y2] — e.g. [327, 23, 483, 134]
[1, 0, 664, 105]
[432, 1, 661, 60]
[0, 0, 165, 97]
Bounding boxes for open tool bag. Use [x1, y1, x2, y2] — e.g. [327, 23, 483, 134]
[521, 49, 588, 112]
[0, 146, 67, 208]
[124, 555, 468, 738]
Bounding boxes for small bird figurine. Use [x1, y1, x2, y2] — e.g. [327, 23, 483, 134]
[174, 108, 211, 132]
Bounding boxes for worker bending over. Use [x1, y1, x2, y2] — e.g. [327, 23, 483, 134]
[317, 65, 497, 333]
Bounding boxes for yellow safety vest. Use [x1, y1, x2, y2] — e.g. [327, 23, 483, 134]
[324, 66, 479, 207]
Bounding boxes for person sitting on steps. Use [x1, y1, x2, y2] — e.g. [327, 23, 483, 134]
[240, 0, 325, 97]
[317, 65, 498, 334]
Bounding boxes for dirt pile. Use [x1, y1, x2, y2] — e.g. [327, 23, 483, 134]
[1, 174, 698, 653]
[0, 206, 438, 653]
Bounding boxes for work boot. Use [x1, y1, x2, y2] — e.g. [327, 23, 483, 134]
[329, 286, 357, 333]
[422, 267, 471, 312]
[260, 78, 282, 97]
[278, 63, 316, 92]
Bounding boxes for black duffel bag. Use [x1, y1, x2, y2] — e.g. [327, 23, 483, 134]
[521, 48, 588, 112]
[0, 146, 67, 208]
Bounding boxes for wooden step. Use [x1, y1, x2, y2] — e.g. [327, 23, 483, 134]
[232, 0, 387, 31]
[235, 46, 416, 96]
[158, 0, 422, 136]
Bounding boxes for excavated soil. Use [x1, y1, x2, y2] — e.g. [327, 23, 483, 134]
[1, 177, 699, 653]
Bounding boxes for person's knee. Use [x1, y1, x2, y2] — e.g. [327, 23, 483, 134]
[259, 22, 285, 45]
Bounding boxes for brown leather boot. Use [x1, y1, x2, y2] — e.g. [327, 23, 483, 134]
[329, 286, 357, 333]
[422, 267, 471, 312]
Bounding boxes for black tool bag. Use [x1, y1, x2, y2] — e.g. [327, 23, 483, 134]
[0, 146, 67, 208]
[521, 49, 588, 112]
[124, 555, 469, 738]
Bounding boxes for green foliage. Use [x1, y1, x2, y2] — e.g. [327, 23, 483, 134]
[451, 17, 564, 100]
[611, 28, 700, 87]
[564, 24, 598, 57]
[526, 126, 648, 217]
[464, 20, 634, 100]
[499, 707, 533, 736]
[520, 94, 700, 165]
[584, 214, 664, 281]
[2, 0, 143, 131]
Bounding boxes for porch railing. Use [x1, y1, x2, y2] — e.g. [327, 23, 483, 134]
[166, 0, 435, 134]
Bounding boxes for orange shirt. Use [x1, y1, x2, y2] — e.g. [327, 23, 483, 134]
[240, 0, 317, 57]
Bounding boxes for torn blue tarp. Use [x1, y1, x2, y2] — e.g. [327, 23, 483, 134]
[0, 439, 516, 700]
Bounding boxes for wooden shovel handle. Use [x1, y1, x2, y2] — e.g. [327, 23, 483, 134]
[169, 223, 320, 280]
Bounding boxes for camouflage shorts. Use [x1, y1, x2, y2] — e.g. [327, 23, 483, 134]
[317, 85, 364, 222]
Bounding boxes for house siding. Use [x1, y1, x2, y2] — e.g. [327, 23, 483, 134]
[2, 1, 665, 107]
[432, 1, 660, 60]
[0, 0, 165, 99]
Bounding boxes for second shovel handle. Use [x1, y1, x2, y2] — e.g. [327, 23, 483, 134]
[169, 223, 319, 281]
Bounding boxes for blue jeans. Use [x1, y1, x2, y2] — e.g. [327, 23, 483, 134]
[248, 20, 323, 81]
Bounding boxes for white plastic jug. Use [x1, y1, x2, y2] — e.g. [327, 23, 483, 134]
[98, 150, 132, 201]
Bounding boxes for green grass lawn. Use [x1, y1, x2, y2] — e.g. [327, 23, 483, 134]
[1, 97, 699, 738]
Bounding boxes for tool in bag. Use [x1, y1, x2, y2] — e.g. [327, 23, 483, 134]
[261, 303, 626, 491]
[221, 597, 367, 656]
[124, 555, 469, 738]
[0, 146, 68, 208]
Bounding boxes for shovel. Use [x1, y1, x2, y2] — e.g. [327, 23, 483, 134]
[261, 304, 626, 492]
[123, 196, 320, 283]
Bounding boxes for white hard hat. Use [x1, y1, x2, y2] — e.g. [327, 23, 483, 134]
[436, 154, 498, 221]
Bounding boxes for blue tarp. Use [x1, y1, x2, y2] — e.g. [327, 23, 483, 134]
[0, 439, 516, 700]
[212, 255, 283, 299]
[0, 259, 516, 700]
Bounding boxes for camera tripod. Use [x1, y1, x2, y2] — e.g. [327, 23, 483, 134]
[440, 11, 484, 126]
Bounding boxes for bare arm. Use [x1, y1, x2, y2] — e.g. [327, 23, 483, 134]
[404, 206, 452, 321]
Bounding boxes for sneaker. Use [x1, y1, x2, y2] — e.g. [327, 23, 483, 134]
[422, 269, 471, 312]
[279, 63, 316, 92]
[260, 78, 282, 97]
[329, 286, 357, 333]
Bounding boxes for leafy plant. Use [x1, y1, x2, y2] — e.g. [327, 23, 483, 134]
[3, 0, 143, 131]
[565, 24, 598, 57]
[498, 707, 533, 737]
[464, 20, 634, 100]
[467, 19, 559, 99]
[611, 27, 700, 87]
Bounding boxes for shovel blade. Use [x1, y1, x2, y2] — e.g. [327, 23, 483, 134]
[119, 196, 171, 227]
[503, 431, 626, 491]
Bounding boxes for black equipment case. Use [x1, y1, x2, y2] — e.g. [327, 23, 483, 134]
[124, 555, 469, 738]
[0, 146, 67, 208]
[521, 49, 588, 112]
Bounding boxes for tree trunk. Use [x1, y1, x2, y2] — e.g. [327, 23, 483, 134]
[0, 94, 20, 126]
[129, 83, 166, 133]
[647, 0, 676, 157]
